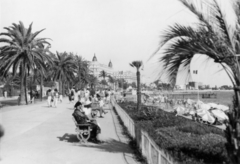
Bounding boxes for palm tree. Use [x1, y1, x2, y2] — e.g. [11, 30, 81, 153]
[99, 70, 108, 88]
[100, 79, 108, 88]
[116, 78, 125, 89]
[87, 74, 98, 89]
[36, 44, 52, 101]
[130, 61, 143, 111]
[51, 52, 76, 95]
[108, 75, 115, 89]
[0, 21, 51, 104]
[151, 0, 240, 162]
[75, 55, 89, 89]
[1, 74, 20, 96]
[99, 70, 107, 80]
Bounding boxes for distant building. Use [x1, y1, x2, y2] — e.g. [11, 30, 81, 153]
[113, 71, 137, 83]
[89, 54, 114, 78]
[188, 81, 199, 89]
[89, 54, 137, 84]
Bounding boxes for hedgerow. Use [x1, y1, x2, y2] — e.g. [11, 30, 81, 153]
[118, 101, 229, 164]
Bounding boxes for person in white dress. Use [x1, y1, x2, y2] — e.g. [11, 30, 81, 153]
[82, 96, 92, 116]
[85, 88, 90, 98]
[47, 89, 52, 107]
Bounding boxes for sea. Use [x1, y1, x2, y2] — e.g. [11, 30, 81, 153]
[152, 90, 234, 107]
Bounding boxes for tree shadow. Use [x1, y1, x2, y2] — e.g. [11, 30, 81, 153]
[77, 138, 132, 154]
[57, 133, 132, 154]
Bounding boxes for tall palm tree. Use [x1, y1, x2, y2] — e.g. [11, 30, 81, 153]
[51, 52, 76, 95]
[151, 0, 240, 163]
[116, 78, 125, 89]
[87, 74, 98, 89]
[75, 55, 89, 89]
[1, 74, 20, 96]
[108, 75, 115, 90]
[99, 70, 108, 88]
[36, 44, 52, 101]
[0, 21, 51, 104]
[130, 61, 143, 111]
[99, 70, 107, 80]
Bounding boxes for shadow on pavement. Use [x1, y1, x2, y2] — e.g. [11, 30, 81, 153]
[78, 138, 132, 154]
[57, 134, 132, 153]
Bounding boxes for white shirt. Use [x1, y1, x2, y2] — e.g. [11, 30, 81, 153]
[83, 100, 92, 115]
[99, 100, 104, 107]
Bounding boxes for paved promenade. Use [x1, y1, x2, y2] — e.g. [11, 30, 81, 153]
[0, 98, 139, 164]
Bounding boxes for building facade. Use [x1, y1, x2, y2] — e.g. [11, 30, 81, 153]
[112, 71, 137, 84]
[89, 54, 114, 78]
[89, 54, 137, 84]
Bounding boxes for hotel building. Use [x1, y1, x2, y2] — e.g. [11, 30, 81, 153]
[89, 54, 114, 78]
[89, 54, 136, 83]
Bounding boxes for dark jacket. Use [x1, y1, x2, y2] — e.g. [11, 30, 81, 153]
[73, 108, 88, 124]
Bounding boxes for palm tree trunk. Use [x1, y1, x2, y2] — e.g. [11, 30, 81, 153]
[62, 80, 64, 96]
[59, 80, 62, 95]
[19, 65, 25, 105]
[136, 69, 141, 111]
[40, 74, 43, 101]
[225, 86, 240, 163]
[24, 74, 28, 105]
[78, 72, 81, 89]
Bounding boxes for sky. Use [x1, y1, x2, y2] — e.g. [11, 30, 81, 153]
[0, 0, 232, 87]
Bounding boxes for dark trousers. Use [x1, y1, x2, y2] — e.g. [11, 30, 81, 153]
[89, 121, 101, 138]
[95, 107, 106, 116]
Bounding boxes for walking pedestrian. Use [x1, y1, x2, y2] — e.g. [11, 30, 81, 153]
[47, 89, 52, 107]
[53, 89, 59, 107]
[4, 90, 7, 98]
[70, 88, 75, 102]
[59, 93, 63, 103]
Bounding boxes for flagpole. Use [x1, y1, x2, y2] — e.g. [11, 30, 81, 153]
[197, 70, 199, 101]
[194, 70, 199, 101]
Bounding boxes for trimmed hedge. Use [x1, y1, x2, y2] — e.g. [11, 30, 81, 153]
[118, 102, 228, 164]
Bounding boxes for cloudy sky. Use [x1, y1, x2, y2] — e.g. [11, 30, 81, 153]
[0, 0, 232, 86]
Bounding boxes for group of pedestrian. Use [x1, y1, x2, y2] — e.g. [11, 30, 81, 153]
[68, 87, 112, 105]
[46, 89, 62, 107]
[72, 87, 113, 143]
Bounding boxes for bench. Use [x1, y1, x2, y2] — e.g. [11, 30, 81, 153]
[72, 117, 92, 143]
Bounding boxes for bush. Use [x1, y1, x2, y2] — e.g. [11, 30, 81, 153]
[118, 101, 228, 164]
[154, 127, 228, 163]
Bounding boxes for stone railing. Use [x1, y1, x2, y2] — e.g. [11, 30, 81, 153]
[111, 98, 177, 164]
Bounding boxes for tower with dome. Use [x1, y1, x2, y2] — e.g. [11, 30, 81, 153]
[89, 53, 136, 84]
[89, 54, 114, 78]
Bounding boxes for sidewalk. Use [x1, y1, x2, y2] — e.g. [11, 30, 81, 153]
[0, 99, 139, 164]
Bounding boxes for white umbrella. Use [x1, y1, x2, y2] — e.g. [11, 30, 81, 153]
[175, 106, 187, 115]
[208, 103, 218, 109]
[216, 104, 229, 112]
[210, 109, 228, 121]
[199, 104, 211, 110]
[201, 111, 215, 124]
